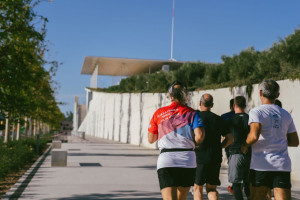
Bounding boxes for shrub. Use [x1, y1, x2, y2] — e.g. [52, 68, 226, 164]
[102, 28, 300, 94]
[0, 135, 50, 180]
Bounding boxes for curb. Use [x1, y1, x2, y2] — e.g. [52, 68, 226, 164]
[2, 145, 52, 199]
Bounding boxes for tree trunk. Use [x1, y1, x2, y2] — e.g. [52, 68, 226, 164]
[24, 117, 28, 137]
[16, 120, 20, 140]
[11, 122, 15, 141]
[28, 118, 32, 136]
[37, 120, 40, 135]
[4, 112, 9, 143]
[33, 119, 36, 136]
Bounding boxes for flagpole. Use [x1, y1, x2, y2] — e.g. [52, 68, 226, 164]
[170, 0, 175, 61]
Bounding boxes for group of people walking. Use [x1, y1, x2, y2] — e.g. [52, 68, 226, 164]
[148, 80, 299, 200]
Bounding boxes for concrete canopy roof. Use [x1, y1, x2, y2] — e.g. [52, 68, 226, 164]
[81, 56, 184, 76]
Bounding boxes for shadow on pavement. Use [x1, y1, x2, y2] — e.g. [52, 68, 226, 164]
[8, 148, 51, 199]
[130, 165, 157, 170]
[53, 190, 161, 200]
[90, 148, 159, 151]
[292, 190, 300, 200]
[67, 153, 158, 157]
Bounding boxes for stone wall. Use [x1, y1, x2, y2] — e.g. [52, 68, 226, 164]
[78, 79, 300, 183]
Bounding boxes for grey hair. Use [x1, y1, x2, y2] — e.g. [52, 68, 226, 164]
[259, 80, 280, 100]
[200, 93, 213, 107]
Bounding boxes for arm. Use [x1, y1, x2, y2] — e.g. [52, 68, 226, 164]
[241, 122, 261, 154]
[287, 132, 299, 147]
[148, 132, 158, 144]
[221, 133, 233, 148]
[194, 127, 205, 146]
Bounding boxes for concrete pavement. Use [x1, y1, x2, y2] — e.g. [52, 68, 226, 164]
[3, 135, 300, 200]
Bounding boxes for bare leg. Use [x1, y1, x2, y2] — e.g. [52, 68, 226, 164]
[193, 184, 204, 200]
[273, 187, 291, 200]
[161, 187, 177, 200]
[206, 184, 219, 200]
[250, 185, 269, 200]
[177, 187, 191, 200]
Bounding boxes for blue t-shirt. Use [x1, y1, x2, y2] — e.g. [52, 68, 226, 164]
[221, 111, 235, 121]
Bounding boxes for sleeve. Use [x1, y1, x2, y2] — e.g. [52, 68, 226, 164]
[192, 111, 205, 130]
[148, 113, 158, 134]
[248, 109, 261, 125]
[287, 117, 297, 134]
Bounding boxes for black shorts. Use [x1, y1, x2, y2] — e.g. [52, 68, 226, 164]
[157, 167, 196, 190]
[195, 163, 221, 186]
[249, 169, 291, 189]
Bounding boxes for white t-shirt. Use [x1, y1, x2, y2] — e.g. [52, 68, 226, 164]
[248, 104, 297, 172]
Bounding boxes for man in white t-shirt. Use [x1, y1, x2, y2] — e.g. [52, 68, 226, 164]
[241, 80, 299, 200]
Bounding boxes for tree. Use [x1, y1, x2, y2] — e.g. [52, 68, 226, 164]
[173, 62, 206, 88]
[0, 0, 63, 138]
[222, 47, 260, 82]
[65, 111, 73, 122]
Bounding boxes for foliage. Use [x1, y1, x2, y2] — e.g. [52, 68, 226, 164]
[101, 28, 300, 94]
[0, 135, 50, 179]
[65, 111, 73, 121]
[0, 0, 64, 128]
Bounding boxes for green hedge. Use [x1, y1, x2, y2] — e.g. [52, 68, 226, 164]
[97, 28, 300, 94]
[0, 135, 51, 179]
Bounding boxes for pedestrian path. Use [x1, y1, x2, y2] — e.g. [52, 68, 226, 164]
[3, 135, 300, 199]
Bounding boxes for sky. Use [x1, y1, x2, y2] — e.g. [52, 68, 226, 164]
[35, 0, 300, 115]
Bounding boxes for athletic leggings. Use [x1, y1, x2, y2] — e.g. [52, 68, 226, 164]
[233, 183, 243, 200]
[232, 182, 250, 200]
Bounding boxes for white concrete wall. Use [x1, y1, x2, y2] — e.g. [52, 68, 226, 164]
[78, 79, 300, 182]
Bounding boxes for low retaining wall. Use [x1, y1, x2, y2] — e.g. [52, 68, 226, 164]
[78, 79, 300, 182]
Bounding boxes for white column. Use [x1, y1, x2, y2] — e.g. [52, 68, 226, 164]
[85, 88, 93, 112]
[90, 64, 98, 88]
[73, 96, 79, 131]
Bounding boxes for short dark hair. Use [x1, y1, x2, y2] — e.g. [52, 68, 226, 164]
[234, 96, 246, 109]
[259, 80, 280, 100]
[200, 94, 213, 107]
[274, 99, 282, 108]
[230, 99, 234, 109]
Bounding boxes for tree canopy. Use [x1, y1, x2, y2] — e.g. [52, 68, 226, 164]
[0, 0, 64, 128]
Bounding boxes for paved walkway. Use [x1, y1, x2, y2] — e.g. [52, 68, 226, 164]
[3, 135, 300, 200]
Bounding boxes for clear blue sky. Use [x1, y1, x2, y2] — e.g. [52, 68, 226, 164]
[35, 0, 300, 115]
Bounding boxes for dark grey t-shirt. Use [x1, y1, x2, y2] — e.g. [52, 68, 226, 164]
[227, 113, 251, 156]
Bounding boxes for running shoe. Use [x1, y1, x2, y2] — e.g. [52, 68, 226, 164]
[227, 186, 234, 195]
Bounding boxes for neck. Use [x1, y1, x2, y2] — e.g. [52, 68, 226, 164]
[200, 106, 210, 111]
[172, 100, 183, 105]
[261, 97, 275, 105]
[234, 107, 244, 114]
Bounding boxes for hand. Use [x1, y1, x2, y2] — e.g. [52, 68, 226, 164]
[241, 144, 249, 155]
